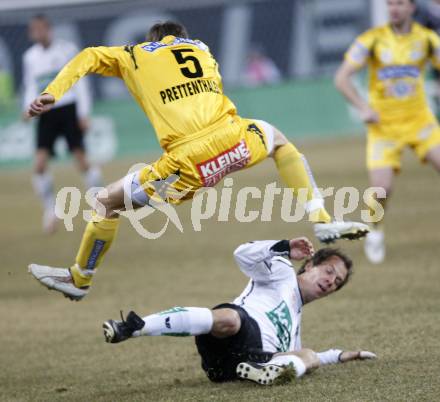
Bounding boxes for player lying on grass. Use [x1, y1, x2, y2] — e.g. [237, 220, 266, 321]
[103, 236, 376, 384]
[27, 21, 368, 302]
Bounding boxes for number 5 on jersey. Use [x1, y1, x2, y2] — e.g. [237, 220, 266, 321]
[171, 48, 204, 78]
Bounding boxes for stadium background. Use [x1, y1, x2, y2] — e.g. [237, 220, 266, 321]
[1, 1, 440, 402]
[0, 0, 375, 164]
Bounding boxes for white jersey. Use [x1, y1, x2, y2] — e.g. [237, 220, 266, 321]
[22, 39, 91, 117]
[232, 240, 303, 354]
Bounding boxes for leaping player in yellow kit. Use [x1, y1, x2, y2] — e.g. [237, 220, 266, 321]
[27, 21, 368, 301]
[335, 0, 440, 264]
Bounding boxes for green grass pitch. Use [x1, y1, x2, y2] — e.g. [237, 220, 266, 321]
[1, 137, 439, 401]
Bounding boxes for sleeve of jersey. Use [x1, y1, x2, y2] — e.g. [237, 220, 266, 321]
[427, 30, 440, 70]
[43, 46, 123, 102]
[233, 240, 293, 282]
[68, 43, 92, 118]
[344, 31, 374, 69]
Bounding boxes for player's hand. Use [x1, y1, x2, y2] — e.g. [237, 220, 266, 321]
[359, 105, 379, 124]
[27, 93, 55, 117]
[289, 237, 315, 261]
[78, 117, 90, 133]
[339, 350, 377, 363]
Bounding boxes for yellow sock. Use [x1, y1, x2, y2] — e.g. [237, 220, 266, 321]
[274, 143, 331, 223]
[71, 213, 120, 287]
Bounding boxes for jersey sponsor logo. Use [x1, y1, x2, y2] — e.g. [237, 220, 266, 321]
[384, 80, 416, 98]
[410, 49, 423, 62]
[142, 37, 208, 52]
[410, 41, 423, 62]
[142, 41, 167, 52]
[196, 140, 250, 187]
[377, 65, 420, 80]
[266, 301, 292, 352]
[348, 41, 369, 64]
[379, 49, 393, 64]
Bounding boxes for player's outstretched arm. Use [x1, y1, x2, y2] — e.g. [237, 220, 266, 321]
[338, 350, 377, 363]
[317, 348, 377, 367]
[233, 237, 314, 282]
[237, 347, 377, 385]
[27, 46, 124, 118]
[334, 60, 379, 124]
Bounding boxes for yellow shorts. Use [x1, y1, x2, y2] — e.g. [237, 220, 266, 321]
[130, 116, 273, 205]
[367, 109, 440, 171]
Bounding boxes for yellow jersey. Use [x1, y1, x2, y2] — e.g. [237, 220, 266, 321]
[44, 35, 237, 150]
[345, 22, 440, 120]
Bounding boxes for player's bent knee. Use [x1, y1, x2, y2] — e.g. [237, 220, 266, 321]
[122, 171, 151, 208]
[211, 309, 241, 338]
[34, 157, 48, 175]
[95, 191, 111, 218]
[95, 187, 120, 218]
[34, 164, 46, 175]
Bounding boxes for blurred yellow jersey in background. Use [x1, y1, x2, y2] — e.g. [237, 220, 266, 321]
[345, 22, 440, 122]
[44, 35, 237, 151]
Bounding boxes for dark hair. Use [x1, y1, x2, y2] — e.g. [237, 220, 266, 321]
[147, 21, 188, 42]
[31, 14, 51, 26]
[298, 248, 353, 291]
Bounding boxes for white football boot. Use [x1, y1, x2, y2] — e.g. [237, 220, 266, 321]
[28, 264, 88, 301]
[364, 229, 385, 264]
[314, 221, 369, 244]
[236, 362, 296, 385]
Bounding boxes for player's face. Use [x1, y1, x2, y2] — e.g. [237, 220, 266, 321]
[29, 19, 51, 45]
[301, 256, 347, 302]
[387, 0, 415, 26]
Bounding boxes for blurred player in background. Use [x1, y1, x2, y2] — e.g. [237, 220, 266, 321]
[335, 0, 440, 264]
[27, 21, 368, 301]
[103, 236, 376, 384]
[22, 14, 101, 234]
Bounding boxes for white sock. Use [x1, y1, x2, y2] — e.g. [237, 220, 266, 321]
[317, 349, 343, 366]
[32, 172, 55, 211]
[265, 355, 307, 378]
[133, 307, 213, 337]
[84, 166, 102, 189]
